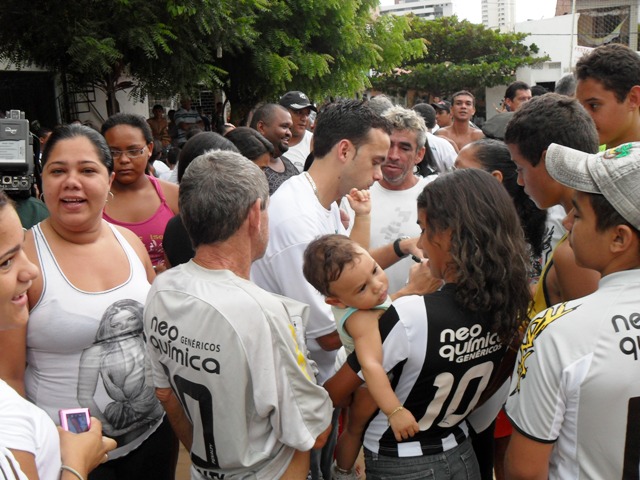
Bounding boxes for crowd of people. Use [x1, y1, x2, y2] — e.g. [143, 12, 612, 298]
[0, 41, 639, 480]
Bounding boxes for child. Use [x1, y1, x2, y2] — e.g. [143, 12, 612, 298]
[575, 43, 640, 148]
[303, 234, 419, 480]
[505, 142, 640, 479]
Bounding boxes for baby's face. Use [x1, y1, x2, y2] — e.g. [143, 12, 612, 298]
[329, 247, 389, 310]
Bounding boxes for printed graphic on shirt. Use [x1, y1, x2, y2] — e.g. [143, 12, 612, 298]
[511, 302, 578, 395]
[76, 299, 163, 446]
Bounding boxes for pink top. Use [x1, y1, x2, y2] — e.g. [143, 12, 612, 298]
[103, 175, 174, 266]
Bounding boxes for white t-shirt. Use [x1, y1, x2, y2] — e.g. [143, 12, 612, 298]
[343, 176, 435, 294]
[0, 446, 28, 480]
[283, 130, 313, 173]
[0, 380, 60, 480]
[426, 132, 456, 172]
[145, 262, 332, 479]
[252, 174, 345, 383]
[506, 270, 640, 480]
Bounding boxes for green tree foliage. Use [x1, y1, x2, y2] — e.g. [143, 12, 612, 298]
[213, 1, 425, 123]
[372, 15, 548, 99]
[0, 0, 251, 116]
[0, 0, 424, 121]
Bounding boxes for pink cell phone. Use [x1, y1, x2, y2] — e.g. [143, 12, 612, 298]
[59, 408, 91, 433]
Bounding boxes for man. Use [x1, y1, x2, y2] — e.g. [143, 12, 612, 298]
[504, 93, 601, 315]
[435, 91, 484, 150]
[279, 91, 316, 172]
[576, 43, 640, 148]
[483, 81, 532, 141]
[555, 73, 577, 97]
[250, 103, 299, 194]
[431, 100, 453, 129]
[144, 151, 332, 479]
[343, 106, 435, 295]
[252, 99, 407, 480]
[504, 81, 532, 112]
[412, 103, 457, 171]
[505, 142, 640, 479]
[173, 96, 204, 147]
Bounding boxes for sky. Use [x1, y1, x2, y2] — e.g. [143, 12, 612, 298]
[380, 0, 558, 24]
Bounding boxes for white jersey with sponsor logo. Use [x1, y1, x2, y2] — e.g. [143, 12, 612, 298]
[144, 262, 332, 479]
[347, 284, 505, 457]
[506, 269, 640, 480]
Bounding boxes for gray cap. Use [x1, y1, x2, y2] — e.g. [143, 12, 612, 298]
[546, 142, 640, 229]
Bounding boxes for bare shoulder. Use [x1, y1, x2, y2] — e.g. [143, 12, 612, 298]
[471, 128, 485, 140]
[435, 127, 452, 138]
[158, 179, 179, 214]
[345, 308, 384, 338]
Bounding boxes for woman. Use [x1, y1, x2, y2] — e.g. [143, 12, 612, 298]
[0, 190, 116, 480]
[0, 125, 176, 480]
[101, 113, 179, 272]
[224, 126, 274, 170]
[326, 169, 531, 480]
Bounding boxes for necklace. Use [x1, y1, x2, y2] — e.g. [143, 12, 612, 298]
[303, 172, 319, 200]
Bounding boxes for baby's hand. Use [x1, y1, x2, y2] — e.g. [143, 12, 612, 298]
[388, 408, 420, 442]
[346, 188, 371, 217]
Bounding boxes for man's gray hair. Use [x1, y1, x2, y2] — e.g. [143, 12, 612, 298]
[180, 150, 269, 248]
[383, 105, 427, 149]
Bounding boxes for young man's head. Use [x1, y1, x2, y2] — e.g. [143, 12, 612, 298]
[450, 91, 476, 123]
[504, 81, 532, 112]
[303, 234, 389, 310]
[278, 91, 316, 140]
[545, 142, 640, 275]
[431, 100, 453, 128]
[576, 43, 640, 148]
[380, 106, 427, 190]
[312, 99, 391, 193]
[504, 93, 599, 209]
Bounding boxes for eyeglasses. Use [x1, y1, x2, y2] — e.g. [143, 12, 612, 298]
[110, 147, 147, 159]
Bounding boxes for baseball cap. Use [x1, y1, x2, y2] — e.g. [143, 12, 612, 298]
[430, 100, 451, 112]
[546, 142, 640, 230]
[279, 91, 317, 112]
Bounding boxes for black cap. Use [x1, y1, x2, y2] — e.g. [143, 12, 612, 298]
[279, 91, 317, 112]
[430, 100, 451, 113]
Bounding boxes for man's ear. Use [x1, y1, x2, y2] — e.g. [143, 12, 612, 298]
[627, 85, 640, 110]
[611, 224, 639, 254]
[325, 296, 346, 309]
[247, 198, 262, 231]
[415, 146, 426, 165]
[337, 139, 353, 163]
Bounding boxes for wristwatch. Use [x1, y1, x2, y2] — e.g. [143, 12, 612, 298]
[393, 236, 410, 258]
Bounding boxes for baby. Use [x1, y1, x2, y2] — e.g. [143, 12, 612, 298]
[304, 234, 419, 480]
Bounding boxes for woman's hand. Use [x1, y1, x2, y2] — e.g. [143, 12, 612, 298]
[58, 417, 117, 477]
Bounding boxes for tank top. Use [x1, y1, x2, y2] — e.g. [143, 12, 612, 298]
[26, 222, 164, 459]
[103, 175, 174, 266]
[530, 233, 568, 317]
[332, 297, 392, 354]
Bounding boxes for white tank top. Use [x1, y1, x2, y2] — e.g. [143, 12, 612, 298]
[26, 222, 163, 459]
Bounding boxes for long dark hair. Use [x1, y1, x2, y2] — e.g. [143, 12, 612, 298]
[417, 169, 531, 340]
[466, 139, 547, 256]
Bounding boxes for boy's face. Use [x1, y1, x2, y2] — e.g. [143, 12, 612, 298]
[326, 247, 389, 310]
[576, 77, 638, 148]
[562, 191, 611, 274]
[508, 143, 565, 210]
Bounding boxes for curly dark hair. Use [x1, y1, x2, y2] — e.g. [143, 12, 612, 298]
[417, 169, 531, 340]
[303, 234, 361, 297]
